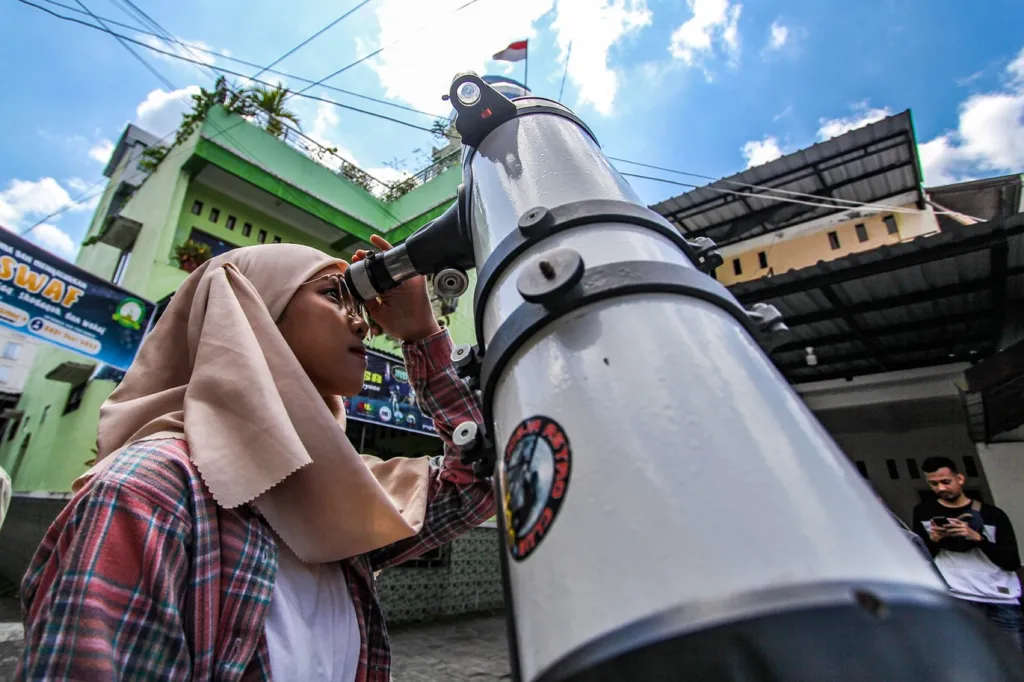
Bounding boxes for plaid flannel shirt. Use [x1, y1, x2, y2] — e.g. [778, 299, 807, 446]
[17, 330, 496, 681]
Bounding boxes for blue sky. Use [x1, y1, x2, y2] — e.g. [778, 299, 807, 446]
[2, 0, 1023, 260]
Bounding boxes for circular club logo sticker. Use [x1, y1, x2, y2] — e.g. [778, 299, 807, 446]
[502, 416, 572, 561]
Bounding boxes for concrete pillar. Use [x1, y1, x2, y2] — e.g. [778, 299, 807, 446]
[976, 442, 1024, 539]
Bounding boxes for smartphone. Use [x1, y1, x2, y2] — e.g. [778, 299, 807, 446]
[931, 517, 949, 528]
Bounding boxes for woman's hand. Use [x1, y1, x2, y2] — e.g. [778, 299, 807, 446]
[352, 235, 441, 343]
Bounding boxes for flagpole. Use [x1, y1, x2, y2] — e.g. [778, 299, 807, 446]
[558, 41, 573, 102]
[524, 44, 529, 90]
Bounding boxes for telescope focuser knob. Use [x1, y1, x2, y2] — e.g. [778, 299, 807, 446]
[517, 248, 585, 307]
[687, 236, 724, 274]
[451, 344, 483, 387]
[453, 421, 495, 470]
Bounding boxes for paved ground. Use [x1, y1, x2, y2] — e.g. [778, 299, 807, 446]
[0, 593, 509, 681]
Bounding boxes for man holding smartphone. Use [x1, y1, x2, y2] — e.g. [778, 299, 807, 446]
[912, 456, 1022, 648]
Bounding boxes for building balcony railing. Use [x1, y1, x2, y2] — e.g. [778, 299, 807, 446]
[277, 123, 459, 203]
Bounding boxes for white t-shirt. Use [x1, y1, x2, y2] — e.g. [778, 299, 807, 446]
[264, 542, 361, 681]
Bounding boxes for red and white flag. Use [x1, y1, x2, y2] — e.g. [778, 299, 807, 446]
[493, 40, 528, 63]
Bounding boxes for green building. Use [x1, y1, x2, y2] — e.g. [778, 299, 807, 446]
[0, 104, 502, 622]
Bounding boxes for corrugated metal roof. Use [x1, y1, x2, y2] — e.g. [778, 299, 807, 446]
[729, 213, 1024, 383]
[652, 111, 923, 246]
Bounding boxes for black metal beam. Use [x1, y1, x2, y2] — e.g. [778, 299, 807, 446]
[777, 334, 994, 373]
[692, 159, 917, 245]
[735, 215, 1024, 304]
[772, 310, 995, 354]
[819, 285, 889, 371]
[664, 130, 912, 219]
[784, 340, 1001, 384]
[778, 278, 1001, 328]
[990, 240, 1009, 344]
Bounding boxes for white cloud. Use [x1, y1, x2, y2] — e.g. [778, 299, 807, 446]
[0, 178, 75, 229]
[365, 0, 553, 116]
[768, 20, 788, 50]
[135, 86, 201, 137]
[66, 177, 91, 194]
[145, 36, 217, 67]
[364, 0, 648, 117]
[31, 224, 77, 259]
[88, 139, 115, 164]
[550, 0, 652, 115]
[742, 136, 783, 168]
[669, 0, 742, 73]
[918, 46, 1024, 186]
[0, 178, 84, 258]
[817, 102, 892, 140]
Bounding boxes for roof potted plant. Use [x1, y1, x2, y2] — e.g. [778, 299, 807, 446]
[174, 239, 213, 273]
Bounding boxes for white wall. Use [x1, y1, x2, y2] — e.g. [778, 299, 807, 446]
[827, 421, 985, 525]
[976, 443, 1024, 545]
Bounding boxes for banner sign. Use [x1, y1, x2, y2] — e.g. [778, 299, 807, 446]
[343, 349, 437, 436]
[0, 227, 156, 371]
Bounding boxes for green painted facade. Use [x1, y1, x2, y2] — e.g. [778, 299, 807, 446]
[0, 106, 474, 492]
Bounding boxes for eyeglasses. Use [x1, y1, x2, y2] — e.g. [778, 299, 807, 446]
[303, 273, 373, 335]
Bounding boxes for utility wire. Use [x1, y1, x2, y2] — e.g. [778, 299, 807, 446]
[291, 0, 488, 99]
[34, 0, 443, 121]
[20, 0, 450, 130]
[618, 172, 972, 218]
[71, 0, 176, 90]
[610, 156, 959, 216]
[251, 0, 375, 81]
[19, 185, 107, 237]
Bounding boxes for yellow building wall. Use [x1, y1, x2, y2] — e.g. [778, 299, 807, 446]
[717, 209, 931, 286]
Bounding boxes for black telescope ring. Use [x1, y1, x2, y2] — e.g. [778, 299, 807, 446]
[478, 260, 759, 429]
[472, 199, 703, 351]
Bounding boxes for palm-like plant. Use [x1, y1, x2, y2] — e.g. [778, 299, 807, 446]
[251, 84, 300, 138]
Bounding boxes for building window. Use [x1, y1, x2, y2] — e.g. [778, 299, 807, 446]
[883, 215, 898, 235]
[732, 258, 742, 276]
[855, 461, 868, 479]
[40, 405, 50, 426]
[758, 251, 768, 269]
[906, 458, 920, 479]
[242, 222, 253, 237]
[209, 208, 220, 223]
[187, 228, 239, 258]
[258, 229, 267, 244]
[3, 342, 21, 361]
[226, 215, 236, 230]
[886, 459, 900, 480]
[272, 236, 282, 244]
[64, 382, 88, 415]
[0, 366, 10, 384]
[6, 416, 20, 441]
[828, 231, 841, 250]
[191, 200, 203, 215]
[113, 249, 132, 285]
[962, 455, 979, 478]
[855, 223, 869, 242]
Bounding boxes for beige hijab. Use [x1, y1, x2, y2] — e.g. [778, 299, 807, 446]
[76, 244, 430, 563]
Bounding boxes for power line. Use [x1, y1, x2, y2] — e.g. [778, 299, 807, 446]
[251, 0, 375, 81]
[609, 156, 955, 216]
[34, 0, 444, 121]
[617, 171, 970, 218]
[19, 186, 106, 237]
[71, 0, 176, 90]
[292, 0, 488, 99]
[21, 0, 450, 129]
